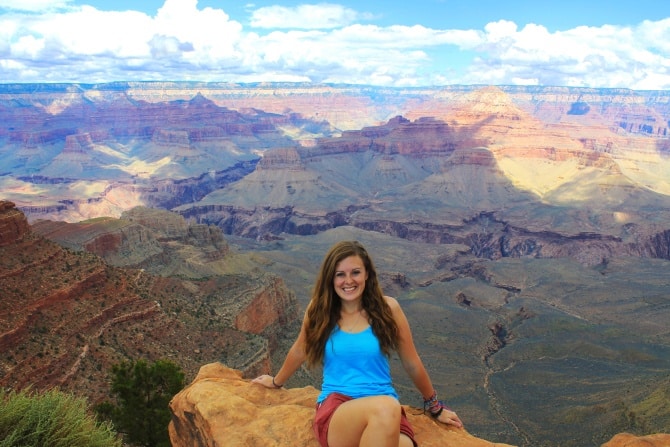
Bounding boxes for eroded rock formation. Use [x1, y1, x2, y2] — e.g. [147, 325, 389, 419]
[0, 205, 299, 403]
[0, 201, 29, 246]
[601, 433, 670, 447]
[168, 363, 516, 447]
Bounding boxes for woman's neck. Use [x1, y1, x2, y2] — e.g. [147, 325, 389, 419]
[340, 299, 362, 314]
[338, 301, 367, 333]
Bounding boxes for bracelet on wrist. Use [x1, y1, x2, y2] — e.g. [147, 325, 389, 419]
[272, 376, 283, 388]
[423, 390, 438, 404]
[423, 390, 450, 418]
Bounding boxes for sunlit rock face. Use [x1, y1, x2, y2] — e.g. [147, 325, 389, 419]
[171, 99, 670, 267]
[601, 433, 670, 447]
[168, 363, 517, 447]
[3, 83, 669, 225]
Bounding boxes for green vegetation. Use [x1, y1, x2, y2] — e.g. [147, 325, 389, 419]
[96, 359, 185, 447]
[629, 375, 670, 433]
[0, 388, 121, 447]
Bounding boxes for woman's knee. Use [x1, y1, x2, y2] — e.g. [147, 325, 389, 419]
[366, 395, 402, 422]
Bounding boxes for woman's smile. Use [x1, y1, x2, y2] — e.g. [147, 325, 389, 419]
[333, 255, 368, 303]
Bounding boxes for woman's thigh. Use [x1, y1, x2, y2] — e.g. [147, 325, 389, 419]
[326, 395, 401, 447]
[399, 433, 415, 447]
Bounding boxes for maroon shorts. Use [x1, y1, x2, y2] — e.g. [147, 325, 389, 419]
[313, 392, 417, 447]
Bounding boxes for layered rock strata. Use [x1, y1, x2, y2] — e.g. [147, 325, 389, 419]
[0, 204, 298, 403]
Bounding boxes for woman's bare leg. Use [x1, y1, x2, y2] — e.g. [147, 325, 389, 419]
[399, 433, 414, 447]
[327, 395, 402, 447]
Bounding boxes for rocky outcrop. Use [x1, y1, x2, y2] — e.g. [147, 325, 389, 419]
[303, 115, 468, 158]
[32, 217, 164, 265]
[122, 206, 190, 239]
[601, 433, 670, 447]
[151, 128, 191, 147]
[258, 147, 305, 170]
[63, 132, 95, 153]
[168, 363, 516, 447]
[1, 206, 300, 406]
[0, 201, 30, 246]
[32, 207, 230, 268]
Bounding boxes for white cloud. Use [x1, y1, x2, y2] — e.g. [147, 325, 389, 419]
[32, 6, 153, 57]
[0, 1, 668, 89]
[637, 18, 670, 53]
[462, 19, 670, 89]
[250, 3, 363, 29]
[0, 0, 71, 12]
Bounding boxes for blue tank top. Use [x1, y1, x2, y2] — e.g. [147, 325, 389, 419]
[317, 325, 398, 403]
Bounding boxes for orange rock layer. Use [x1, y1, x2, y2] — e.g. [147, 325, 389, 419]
[169, 363, 515, 447]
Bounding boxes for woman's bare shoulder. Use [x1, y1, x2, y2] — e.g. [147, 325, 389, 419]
[383, 295, 400, 309]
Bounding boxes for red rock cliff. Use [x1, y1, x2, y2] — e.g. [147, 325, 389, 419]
[0, 201, 30, 246]
[0, 205, 300, 407]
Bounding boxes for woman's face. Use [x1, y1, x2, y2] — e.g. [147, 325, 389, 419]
[333, 255, 368, 304]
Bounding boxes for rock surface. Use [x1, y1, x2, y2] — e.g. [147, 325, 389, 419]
[0, 201, 29, 246]
[169, 363, 516, 447]
[601, 433, 670, 447]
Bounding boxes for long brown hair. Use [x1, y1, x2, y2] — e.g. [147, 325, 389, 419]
[304, 241, 399, 367]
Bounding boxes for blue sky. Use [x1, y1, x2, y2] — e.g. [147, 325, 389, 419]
[0, 0, 669, 89]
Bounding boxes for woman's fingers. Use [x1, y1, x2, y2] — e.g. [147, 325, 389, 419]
[437, 409, 463, 428]
[252, 374, 271, 387]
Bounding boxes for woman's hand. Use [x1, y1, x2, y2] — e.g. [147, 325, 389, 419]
[252, 374, 280, 389]
[435, 408, 463, 428]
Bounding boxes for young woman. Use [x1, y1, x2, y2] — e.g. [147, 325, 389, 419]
[253, 240, 463, 447]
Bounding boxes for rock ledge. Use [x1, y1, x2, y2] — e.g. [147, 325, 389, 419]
[168, 363, 516, 447]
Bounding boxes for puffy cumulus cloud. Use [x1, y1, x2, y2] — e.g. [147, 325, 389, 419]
[463, 19, 670, 89]
[0, 0, 668, 89]
[637, 18, 670, 53]
[250, 3, 365, 30]
[153, 0, 244, 65]
[0, 0, 246, 82]
[31, 7, 153, 57]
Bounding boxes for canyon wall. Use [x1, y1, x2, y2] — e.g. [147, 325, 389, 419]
[0, 201, 299, 402]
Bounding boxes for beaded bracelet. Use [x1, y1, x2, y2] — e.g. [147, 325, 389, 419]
[423, 390, 450, 418]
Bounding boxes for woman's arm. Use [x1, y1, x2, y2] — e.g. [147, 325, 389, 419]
[386, 296, 463, 428]
[252, 309, 308, 389]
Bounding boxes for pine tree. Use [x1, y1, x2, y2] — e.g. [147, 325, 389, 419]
[96, 359, 185, 447]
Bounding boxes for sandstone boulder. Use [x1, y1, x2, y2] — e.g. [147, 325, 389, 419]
[601, 433, 670, 447]
[169, 363, 516, 447]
